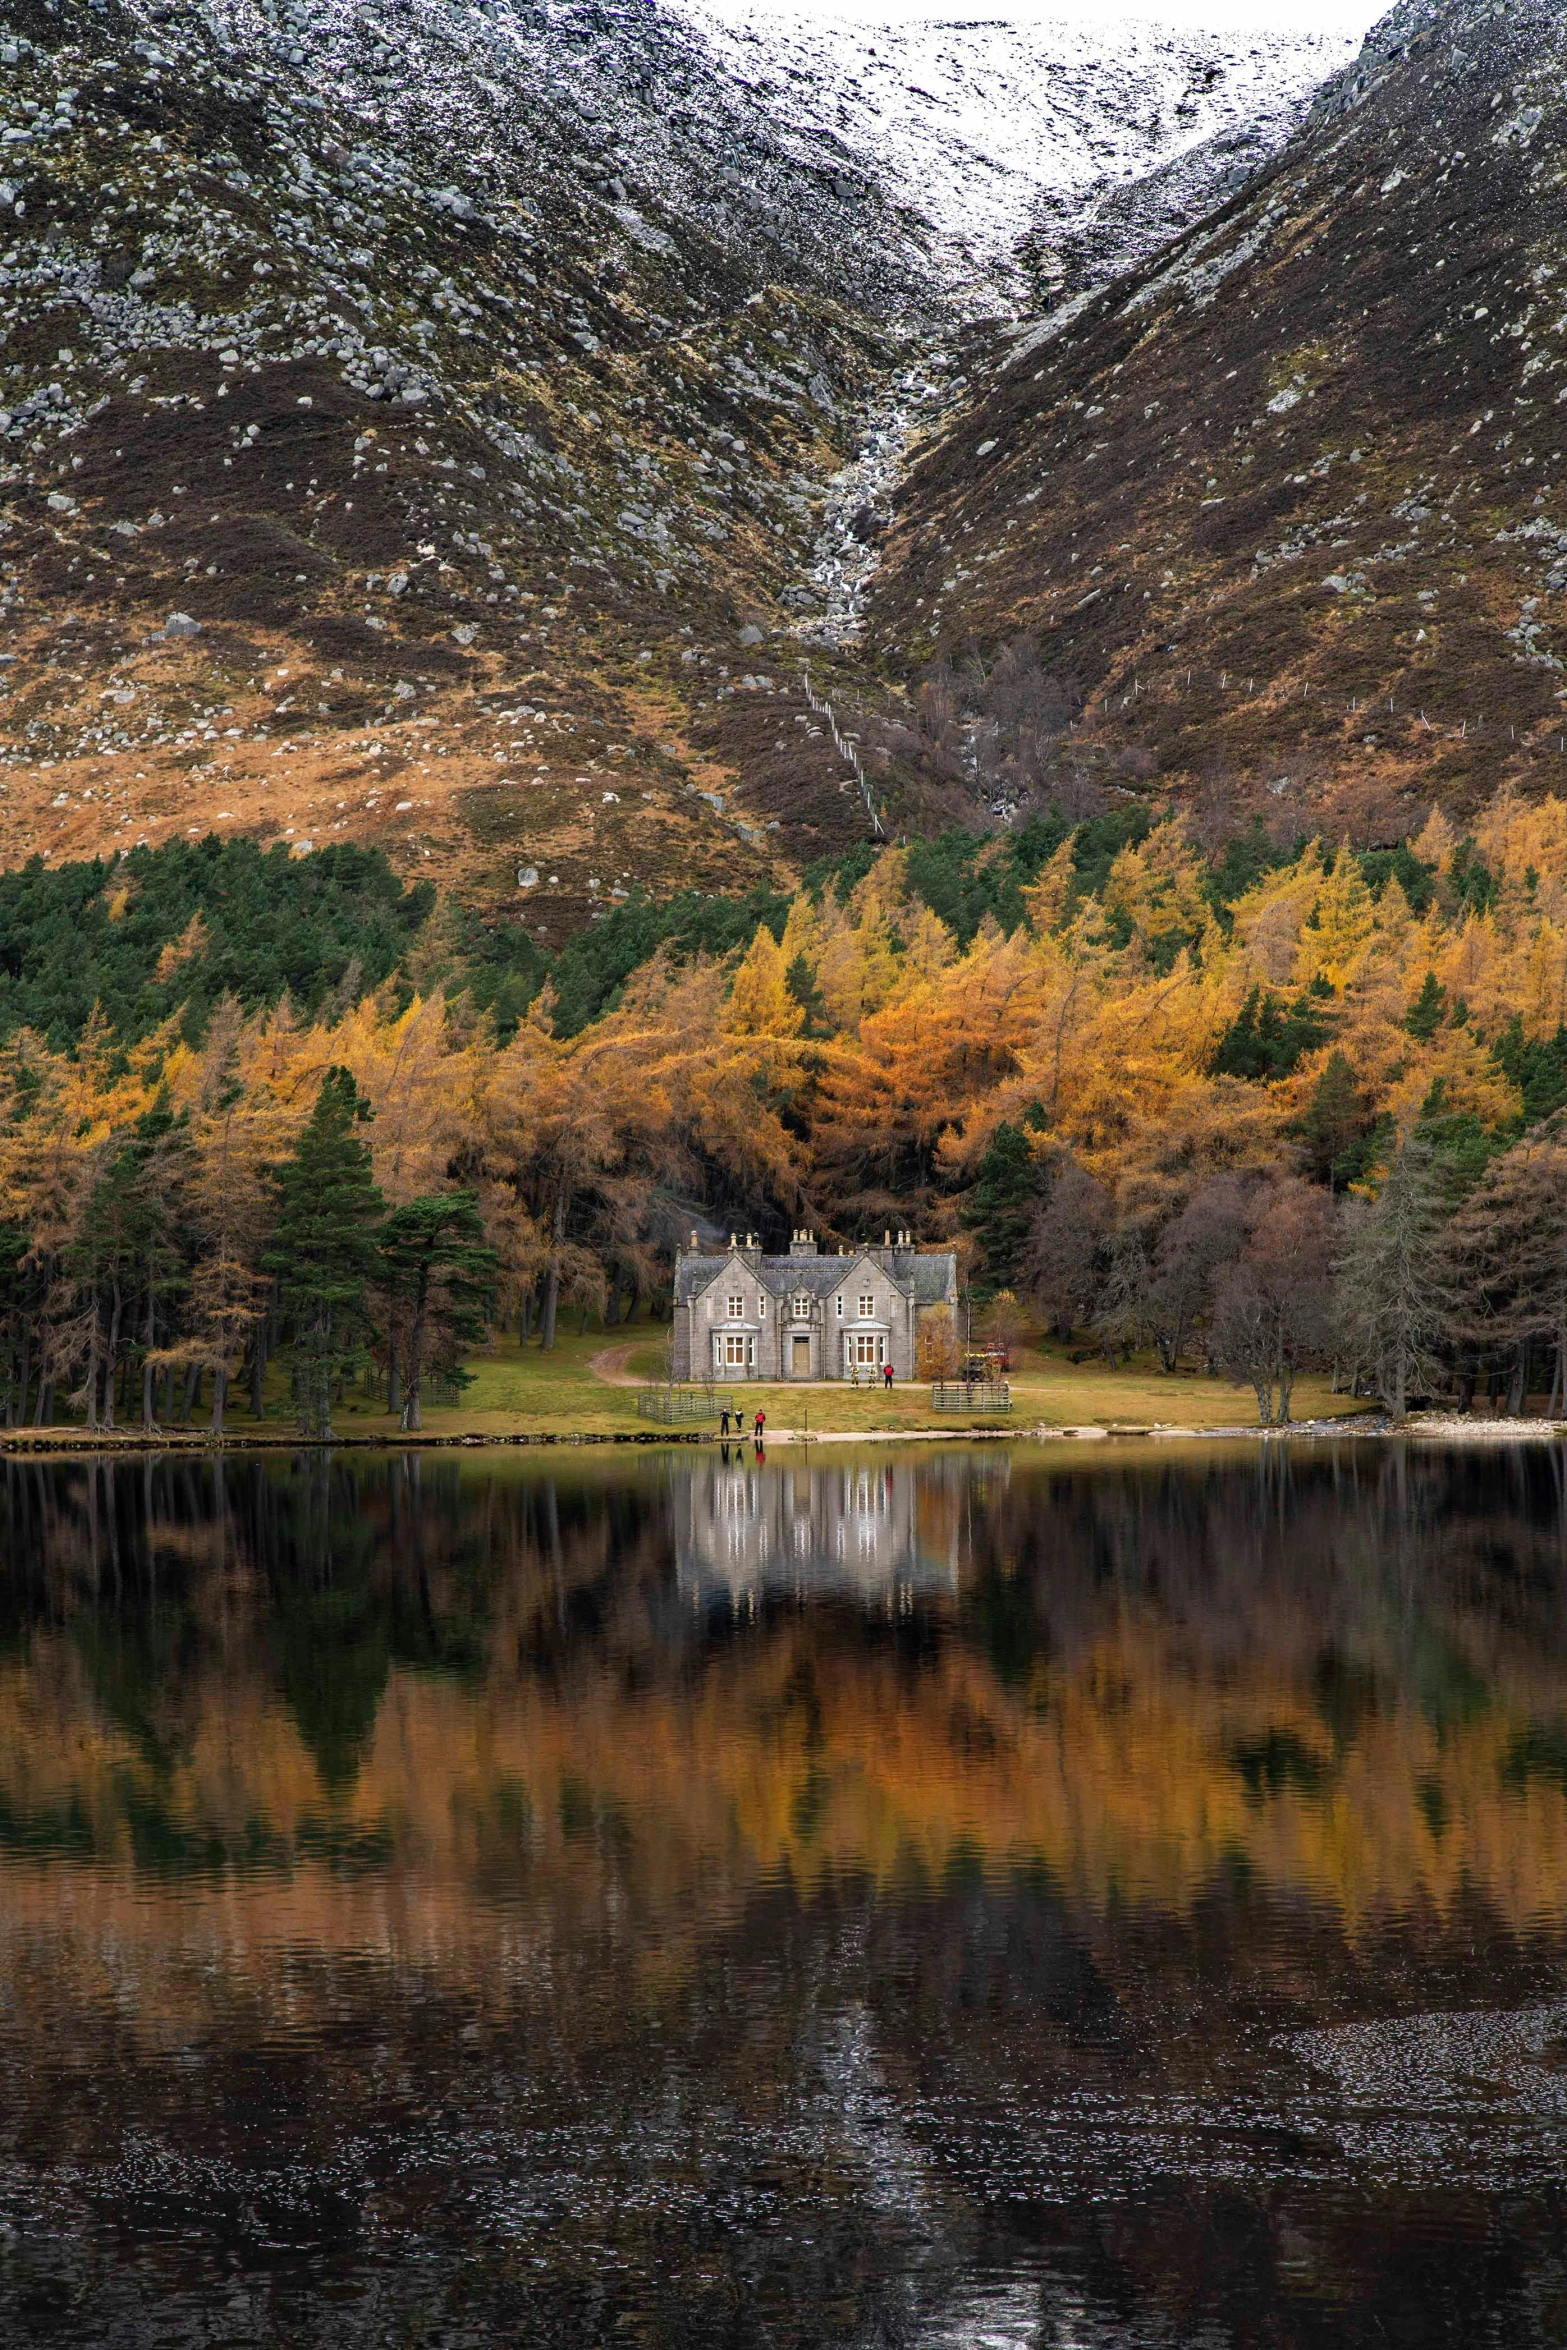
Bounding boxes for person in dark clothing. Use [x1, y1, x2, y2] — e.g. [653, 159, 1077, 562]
[883, 1362, 894, 1391]
[720, 1404, 731, 1438]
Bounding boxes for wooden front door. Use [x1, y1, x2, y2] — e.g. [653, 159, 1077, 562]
[792, 1335, 810, 1376]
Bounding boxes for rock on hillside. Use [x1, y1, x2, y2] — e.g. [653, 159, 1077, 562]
[667, 3, 1350, 301]
[0, 0, 1350, 928]
[866, 0, 1567, 840]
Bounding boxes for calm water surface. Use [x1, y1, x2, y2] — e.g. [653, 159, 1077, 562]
[0, 1439, 1565, 2345]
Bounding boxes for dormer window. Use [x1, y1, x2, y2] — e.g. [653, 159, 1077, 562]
[727, 1295, 744, 1320]
[794, 1293, 811, 1319]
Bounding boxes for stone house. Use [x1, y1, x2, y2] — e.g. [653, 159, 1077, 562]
[671, 1229, 959, 1382]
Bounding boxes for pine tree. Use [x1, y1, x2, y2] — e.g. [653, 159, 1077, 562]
[1404, 970, 1447, 1041]
[963, 1120, 1046, 1295]
[377, 1191, 496, 1430]
[263, 1068, 385, 1438]
[1298, 1049, 1371, 1187]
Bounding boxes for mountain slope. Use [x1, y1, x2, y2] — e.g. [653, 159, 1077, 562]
[0, 0, 1347, 933]
[667, 3, 1349, 298]
[865, 0, 1567, 838]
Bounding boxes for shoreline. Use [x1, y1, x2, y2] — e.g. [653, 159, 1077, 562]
[0, 1409, 1405, 1455]
[2, 1410, 1563, 1458]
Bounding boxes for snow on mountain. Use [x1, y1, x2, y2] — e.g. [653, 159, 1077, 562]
[666, 3, 1360, 300]
[864, 0, 1567, 835]
[0, 0, 1382, 906]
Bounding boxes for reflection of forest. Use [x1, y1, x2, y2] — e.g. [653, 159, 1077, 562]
[2, 1445, 1567, 2347]
[0, 1442, 1566, 1972]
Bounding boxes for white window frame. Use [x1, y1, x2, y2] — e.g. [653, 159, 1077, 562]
[794, 1293, 811, 1320]
[858, 1293, 875, 1320]
[759, 1295, 767, 1318]
[835, 1295, 844, 1319]
[727, 1294, 744, 1320]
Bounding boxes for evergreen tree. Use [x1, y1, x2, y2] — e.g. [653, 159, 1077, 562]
[1337, 1139, 1455, 1418]
[1298, 1049, 1374, 1187]
[69, 1103, 191, 1429]
[377, 1191, 496, 1431]
[964, 1119, 1046, 1295]
[264, 1068, 385, 1438]
[1405, 971, 1447, 1042]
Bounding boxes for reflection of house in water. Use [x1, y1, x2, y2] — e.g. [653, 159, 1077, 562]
[674, 1453, 992, 1611]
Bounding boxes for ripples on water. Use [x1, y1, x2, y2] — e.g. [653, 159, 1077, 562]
[0, 1439, 1564, 2344]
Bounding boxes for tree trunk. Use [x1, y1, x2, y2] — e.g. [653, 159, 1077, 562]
[15, 1319, 29, 1430]
[314, 1304, 333, 1440]
[181, 1361, 201, 1423]
[142, 1293, 157, 1428]
[103, 1286, 124, 1430]
[211, 1365, 227, 1435]
[541, 1189, 566, 1351]
[250, 1316, 266, 1418]
[605, 1267, 622, 1329]
[1508, 1339, 1529, 1418]
[85, 1319, 100, 1432]
[402, 1266, 429, 1434]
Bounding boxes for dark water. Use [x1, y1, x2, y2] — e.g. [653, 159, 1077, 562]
[1, 1439, 1566, 2345]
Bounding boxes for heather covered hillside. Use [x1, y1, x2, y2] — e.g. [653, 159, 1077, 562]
[869, 0, 1567, 835]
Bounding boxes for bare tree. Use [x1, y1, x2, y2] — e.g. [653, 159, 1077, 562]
[1213, 1181, 1335, 1424]
[1447, 1124, 1567, 1416]
[1024, 1159, 1111, 1342]
[1144, 1177, 1249, 1373]
[1092, 1225, 1151, 1367]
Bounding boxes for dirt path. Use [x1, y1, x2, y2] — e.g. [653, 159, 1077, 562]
[589, 1344, 642, 1387]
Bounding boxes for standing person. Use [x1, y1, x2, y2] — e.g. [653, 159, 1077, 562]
[883, 1361, 894, 1393]
[720, 1402, 731, 1438]
[753, 1406, 766, 1444]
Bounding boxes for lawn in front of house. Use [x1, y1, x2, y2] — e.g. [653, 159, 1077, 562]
[37, 1323, 1370, 1445]
[421, 1326, 1368, 1438]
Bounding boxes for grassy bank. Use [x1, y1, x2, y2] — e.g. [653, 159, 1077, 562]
[0, 1326, 1375, 1447]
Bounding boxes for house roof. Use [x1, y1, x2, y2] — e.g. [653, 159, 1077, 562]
[675, 1248, 956, 1306]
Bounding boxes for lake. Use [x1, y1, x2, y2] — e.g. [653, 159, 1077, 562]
[0, 1437, 1564, 2345]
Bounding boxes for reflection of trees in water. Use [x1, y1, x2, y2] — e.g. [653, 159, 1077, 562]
[974, 1441, 1567, 1713]
[2, 1442, 1567, 1921]
[0, 1454, 677, 1807]
[0, 1450, 1564, 2342]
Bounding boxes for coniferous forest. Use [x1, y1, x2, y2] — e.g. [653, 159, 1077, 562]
[3, 792, 1567, 1429]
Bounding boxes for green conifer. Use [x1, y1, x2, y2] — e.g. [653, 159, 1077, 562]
[264, 1068, 385, 1438]
[963, 1122, 1045, 1295]
[378, 1191, 496, 1431]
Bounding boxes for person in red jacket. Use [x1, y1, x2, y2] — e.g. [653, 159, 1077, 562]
[753, 1407, 766, 1444]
